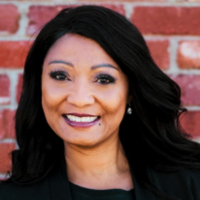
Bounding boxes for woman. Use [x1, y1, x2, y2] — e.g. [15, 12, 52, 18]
[1, 5, 200, 200]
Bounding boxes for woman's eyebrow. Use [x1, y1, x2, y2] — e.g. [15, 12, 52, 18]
[91, 64, 119, 71]
[48, 60, 119, 71]
[48, 60, 74, 67]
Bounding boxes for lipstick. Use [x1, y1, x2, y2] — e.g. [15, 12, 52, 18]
[62, 114, 100, 128]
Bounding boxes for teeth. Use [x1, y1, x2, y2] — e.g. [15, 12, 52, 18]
[66, 115, 98, 123]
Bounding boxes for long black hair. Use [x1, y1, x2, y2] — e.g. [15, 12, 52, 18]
[4, 5, 200, 199]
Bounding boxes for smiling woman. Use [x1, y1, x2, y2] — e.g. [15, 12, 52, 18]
[1, 5, 200, 200]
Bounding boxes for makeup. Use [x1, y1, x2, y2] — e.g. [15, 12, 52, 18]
[62, 114, 101, 128]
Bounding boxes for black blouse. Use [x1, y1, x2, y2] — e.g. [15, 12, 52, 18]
[69, 181, 135, 200]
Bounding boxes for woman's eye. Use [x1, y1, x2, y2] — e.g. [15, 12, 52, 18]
[96, 74, 115, 84]
[49, 71, 70, 81]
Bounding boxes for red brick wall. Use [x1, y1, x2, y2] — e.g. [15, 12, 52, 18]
[0, 0, 200, 177]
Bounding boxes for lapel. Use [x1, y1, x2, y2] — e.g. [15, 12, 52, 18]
[130, 167, 158, 200]
[48, 159, 73, 200]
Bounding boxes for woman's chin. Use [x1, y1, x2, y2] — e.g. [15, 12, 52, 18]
[64, 138, 102, 149]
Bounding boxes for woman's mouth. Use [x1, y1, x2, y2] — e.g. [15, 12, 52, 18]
[62, 114, 101, 128]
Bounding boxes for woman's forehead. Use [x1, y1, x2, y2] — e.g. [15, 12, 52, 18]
[43, 33, 121, 71]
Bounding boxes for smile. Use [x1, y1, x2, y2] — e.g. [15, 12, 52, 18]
[62, 114, 101, 128]
[66, 115, 98, 122]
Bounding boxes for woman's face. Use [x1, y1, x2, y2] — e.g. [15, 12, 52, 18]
[42, 34, 129, 148]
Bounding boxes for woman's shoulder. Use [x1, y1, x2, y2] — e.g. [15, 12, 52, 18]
[148, 167, 200, 182]
[148, 167, 200, 198]
[0, 163, 68, 200]
[0, 178, 50, 200]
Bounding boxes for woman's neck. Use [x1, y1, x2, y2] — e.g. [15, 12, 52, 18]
[64, 136, 133, 190]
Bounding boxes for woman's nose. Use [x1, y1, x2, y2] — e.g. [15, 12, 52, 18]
[66, 81, 95, 108]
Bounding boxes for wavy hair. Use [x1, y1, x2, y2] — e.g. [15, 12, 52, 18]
[4, 5, 200, 199]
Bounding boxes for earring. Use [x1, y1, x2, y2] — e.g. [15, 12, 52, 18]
[127, 104, 132, 115]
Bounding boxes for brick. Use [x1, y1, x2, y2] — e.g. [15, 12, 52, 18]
[131, 7, 200, 35]
[188, 0, 200, 2]
[0, 143, 16, 173]
[27, 5, 125, 35]
[0, 75, 10, 105]
[146, 40, 169, 70]
[97, 4, 125, 16]
[0, 4, 20, 34]
[16, 74, 23, 103]
[79, 0, 165, 1]
[177, 41, 200, 69]
[170, 75, 200, 106]
[5, 0, 52, 0]
[0, 41, 32, 68]
[0, 110, 16, 139]
[0, 176, 6, 181]
[27, 5, 69, 35]
[180, 111, 200, 138]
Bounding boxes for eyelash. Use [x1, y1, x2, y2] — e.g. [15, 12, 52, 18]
[95, 74, 115, 84]
[49, 71, 115, 84]
[49, 71, 70, 81]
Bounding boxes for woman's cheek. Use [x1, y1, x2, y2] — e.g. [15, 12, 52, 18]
[99, 89, 127, 113]
[42, 83, 66, 109]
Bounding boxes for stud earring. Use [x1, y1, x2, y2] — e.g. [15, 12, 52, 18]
[127, 104, 132, 115]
